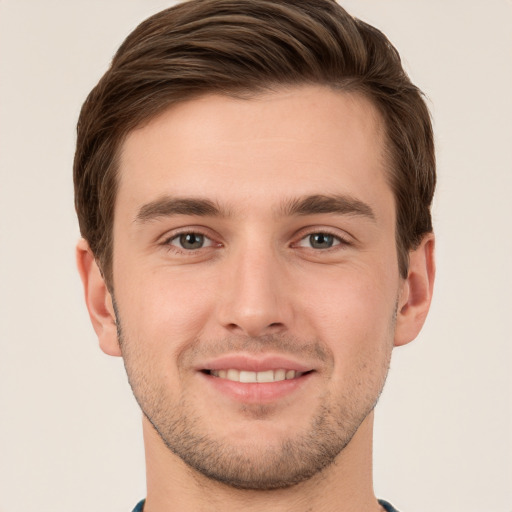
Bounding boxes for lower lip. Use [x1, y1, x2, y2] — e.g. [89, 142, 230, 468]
[199, 372, 313, 403]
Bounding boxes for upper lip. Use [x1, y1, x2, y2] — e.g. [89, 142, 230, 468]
[196, 353, 314, 373]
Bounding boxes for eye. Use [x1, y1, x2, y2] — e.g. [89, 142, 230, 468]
[297, 232, 344, 249]
[168, 232, 214, 250]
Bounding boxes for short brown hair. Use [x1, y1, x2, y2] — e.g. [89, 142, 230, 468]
[74, 0, 435, 288]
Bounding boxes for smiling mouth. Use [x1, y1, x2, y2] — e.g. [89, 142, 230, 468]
[203, 369, 311, 383]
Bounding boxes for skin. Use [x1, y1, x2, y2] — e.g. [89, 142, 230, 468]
[77, 85, 435, 512]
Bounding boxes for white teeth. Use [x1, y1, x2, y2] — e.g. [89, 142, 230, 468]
[226, 369, 239, 381]
[239, 371, 257, 383]
[274, 369, 286, 381]
[210, 369, 303, 382]
[256, 370, 274, 383]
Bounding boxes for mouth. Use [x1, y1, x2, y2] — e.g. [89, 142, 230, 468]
[197, 355, 316, 403]
[203, 368, 311, 383]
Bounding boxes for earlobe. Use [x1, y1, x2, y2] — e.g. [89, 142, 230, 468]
[76, 239, 122, 357]
[394, 233, 436, 347]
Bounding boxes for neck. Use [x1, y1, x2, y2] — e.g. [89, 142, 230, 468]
[142, 412, 381, 512]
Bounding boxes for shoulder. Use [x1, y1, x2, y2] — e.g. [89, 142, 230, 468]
[131, 499, 145, 512]
[378, 499, 401, 512]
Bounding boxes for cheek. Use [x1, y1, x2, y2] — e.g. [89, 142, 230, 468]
[301, 273, 396, 400]
[114, 264, 217, 355]
[297, 263, 398, 356]
[114, 269, 219, 399]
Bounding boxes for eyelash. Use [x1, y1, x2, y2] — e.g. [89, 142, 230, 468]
[294, 230, 351, 250]
[161, 228, 351, 255]
[162, 229, 218, 254]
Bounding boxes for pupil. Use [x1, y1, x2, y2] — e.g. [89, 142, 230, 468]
[310, 233, 333, 248]
[180, 233, 204, 249]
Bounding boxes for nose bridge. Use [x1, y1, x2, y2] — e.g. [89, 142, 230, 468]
[218, 234, 288, 336]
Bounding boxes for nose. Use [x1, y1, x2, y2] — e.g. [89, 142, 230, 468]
[216, 243, 292, 338]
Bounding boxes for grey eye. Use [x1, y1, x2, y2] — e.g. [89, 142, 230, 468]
[177, 233, 205, 250]
[308, 233, 335, 249]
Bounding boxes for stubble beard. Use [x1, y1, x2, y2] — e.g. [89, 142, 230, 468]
[143, 391, 370, 490]
[114, 304, 394, 490]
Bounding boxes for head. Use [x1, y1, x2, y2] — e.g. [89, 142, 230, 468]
[75, 0, 435, 493]
[74, 0, 435, 291]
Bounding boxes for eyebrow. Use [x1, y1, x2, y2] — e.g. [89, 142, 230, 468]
[135, 197, 226, 223]
[280, 194, 376, 221]
[134, 193, 376, 223]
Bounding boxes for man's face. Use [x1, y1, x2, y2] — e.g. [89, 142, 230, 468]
[110, 85, 406, 489]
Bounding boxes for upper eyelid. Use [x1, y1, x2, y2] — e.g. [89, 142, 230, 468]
[158, 226, 218, 244]
[161, 230, 219, 254]
[293, 226, 353, 243]
[156, 225, 353, 246]
[294, 233, 350, 249]
[168, 232, 212, 244]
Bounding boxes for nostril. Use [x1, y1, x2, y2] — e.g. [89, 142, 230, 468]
[223, 319, 286, 338]
[268, 322, 286, 331]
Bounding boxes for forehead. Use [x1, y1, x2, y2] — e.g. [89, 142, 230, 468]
[116, 85, 391, 219]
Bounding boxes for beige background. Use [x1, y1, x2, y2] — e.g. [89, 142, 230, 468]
[0, 1, 511, 511]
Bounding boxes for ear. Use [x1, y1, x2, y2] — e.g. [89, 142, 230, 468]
[76, 239, 121, 356]
[394, 233, 435, 347]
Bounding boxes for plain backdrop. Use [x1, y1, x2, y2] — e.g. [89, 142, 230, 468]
[0, 1, 511, 511]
